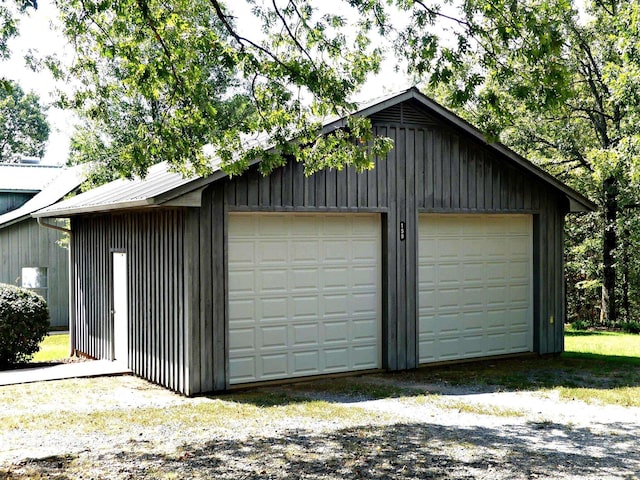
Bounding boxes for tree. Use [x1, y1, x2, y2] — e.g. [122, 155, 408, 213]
[389, 0, 640, 326]
[55, 0, 394, 180]
[0, 79, 49, 162]
[0, 1, 38, 91]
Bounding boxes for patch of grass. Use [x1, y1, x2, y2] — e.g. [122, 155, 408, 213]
[0, 383, 382, 437]
[408, 394, 526, 417]
[564, 328, 640, 362]
[556, 385, 640, 407]
[436, 399, 526, 417]
[394, 354, 640, 407]
[30, 334, 69, 363]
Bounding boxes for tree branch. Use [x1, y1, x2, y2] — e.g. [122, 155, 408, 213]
[209, 0, 294, 74]
[273, 0, 317, 72]
[136, 0, 182, 93]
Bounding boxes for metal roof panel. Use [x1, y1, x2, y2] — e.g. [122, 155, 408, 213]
[0, 165, 85, 228]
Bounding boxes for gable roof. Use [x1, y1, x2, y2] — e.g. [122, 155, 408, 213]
[0, 164, 64, 193]
[33, 87, 596, 218]
[0, 165, 85, 228]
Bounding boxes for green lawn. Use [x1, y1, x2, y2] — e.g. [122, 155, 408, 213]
[25, 328, 640, 408]
[564, 328, 640, 362]
[31, 334, 70, 363]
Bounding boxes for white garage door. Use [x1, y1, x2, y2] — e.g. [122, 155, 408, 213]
[418, 214, 533, 364]
[228, 213, 381, 384]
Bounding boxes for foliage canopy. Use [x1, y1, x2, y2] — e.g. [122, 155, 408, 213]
[9, 0, 640, 326]
[0, 79, 49, 162]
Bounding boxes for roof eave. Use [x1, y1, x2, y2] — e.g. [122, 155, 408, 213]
[0, 215, 29, 229]
[32, 198, 157, 218]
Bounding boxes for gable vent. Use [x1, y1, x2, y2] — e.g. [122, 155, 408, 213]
[370, 101, 437, 126]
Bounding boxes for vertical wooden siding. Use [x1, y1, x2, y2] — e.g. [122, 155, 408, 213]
[70, 100, 569, 395]
[71, 209, 198, 394]
[0, 219, 70, 327]
[196, 101, 569, 391]
[0, 192, 35, 215]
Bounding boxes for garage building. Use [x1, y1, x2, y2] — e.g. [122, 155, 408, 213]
[34, 88, 595, 395]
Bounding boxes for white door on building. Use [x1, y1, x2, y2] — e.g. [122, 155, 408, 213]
[228, 213, 381, 385]
[418, 214, 533, 363]
[112, 251, 128, 366]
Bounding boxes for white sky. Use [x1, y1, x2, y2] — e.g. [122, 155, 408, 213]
[2, 1, 414, 165]
[2, 1, 74, 165]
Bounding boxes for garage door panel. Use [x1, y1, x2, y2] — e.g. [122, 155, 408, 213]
[486, 263, 508, 280]
[229, 213, 380, 385]
[463, 263, 484, 281]
[325, 348, 349, 369]
[229, 357, 256, 382]
[462, 287, 485, 307]
[260, 270, 289, 291]
[263, 354, 288, 377]
[323, 268, 349, 289]
[352, 345, 378, 368]
[510, 262, 530, 280]
[261, 327, 288, 349]
[419, 214, 533, 364]
[291, 296, 319, 318]
[461, 311, 486, 330]
[352, 292, 378, 314]
[353, 318, 378, 340]
[228, 298, 255, 320]
[510, 284, 530, 302]
[229, 327, 255, 350]
[228, 270, 255, 293]
[292, 351, 320, 374]
[293, 323, 320, 346]
[258, 241, 288, 264]
[261, 298, 288, 319]
[352, 266, 378, 286]
[324, 321, 349, 343]
[291, 269, 320, 290]
[324, 241, 350, 262]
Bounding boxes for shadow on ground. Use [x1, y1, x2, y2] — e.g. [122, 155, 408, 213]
[207, 354, 640, 406]
[381, 355, 640, 395]
[2, 418, 638, 479]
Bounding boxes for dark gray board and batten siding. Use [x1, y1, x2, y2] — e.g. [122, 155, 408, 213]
[71, 210, 199, 395]
[0, 193, 35, 216]
[70, 99, 568, 395]
[0, 219, 70, 327]
[193, 101, 568, 392]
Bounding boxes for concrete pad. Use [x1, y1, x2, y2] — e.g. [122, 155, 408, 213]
[0, 360, 131, 386]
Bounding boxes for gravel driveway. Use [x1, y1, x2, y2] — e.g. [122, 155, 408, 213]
[1, 370, 639, 479]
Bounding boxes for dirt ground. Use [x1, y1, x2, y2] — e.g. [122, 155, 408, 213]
[1, 370, 639, 479]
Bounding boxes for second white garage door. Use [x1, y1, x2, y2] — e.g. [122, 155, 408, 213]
[228, 213, 381, 385]
[418, 214, 533, 364]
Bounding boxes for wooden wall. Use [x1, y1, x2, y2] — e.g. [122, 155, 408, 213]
[201, 98, 568, 388]
[69, 98, 569, 395]
[0, 219, 69, 327]
[0, 192, 35, 215]
[71, 209, 199, 394]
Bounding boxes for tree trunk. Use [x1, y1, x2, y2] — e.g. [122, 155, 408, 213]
[622, 225, 630, 322]
[601, 175, 618, 326]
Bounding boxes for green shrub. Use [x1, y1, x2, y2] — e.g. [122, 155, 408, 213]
[569, 319, 591, 331]
[620, 321, 640, 334]
[0, 283, 50, 366]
